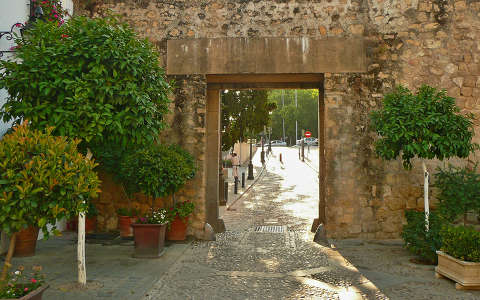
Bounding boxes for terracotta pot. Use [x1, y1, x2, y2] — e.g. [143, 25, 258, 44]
[167, 216, 188, 241]
[0, 284, 50, 300]
[85, 216, 97, 233]
[118, 216, 136, 237]
[14, 227, 39, 257]
[131, 223, 167, 258]
[436, 251, 480, 290]
[66, 218, 78, 231]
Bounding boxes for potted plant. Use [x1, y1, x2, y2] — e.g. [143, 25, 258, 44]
[167, 201, 195, 241]
[0, 122, 100, 285]
[132, 208, 170, 258]
[120, 143, 196, 257]
[117, 208, 138, 238]
[436, 225, 480, 290]
[85, 201, 98, 234]
[0, 265, 47, 300]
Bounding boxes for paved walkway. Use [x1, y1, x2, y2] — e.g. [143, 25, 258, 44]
[145, 148, 386, 299]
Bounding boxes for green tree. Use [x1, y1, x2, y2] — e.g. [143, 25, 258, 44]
[221, 90, 276, 151]
[370, 85, 477, 231]
[268, 90, 318, 144]
[0, 16, 171, 153]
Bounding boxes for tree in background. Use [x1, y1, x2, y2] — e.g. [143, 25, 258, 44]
[268, 90, 318, 145]
[221, 90, 276, 151]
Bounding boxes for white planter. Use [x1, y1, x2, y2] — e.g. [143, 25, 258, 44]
[436, 251, 480, 290]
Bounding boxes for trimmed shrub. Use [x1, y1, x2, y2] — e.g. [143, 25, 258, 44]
[440, 225, 480, 262]
[401, 210, 444, 264]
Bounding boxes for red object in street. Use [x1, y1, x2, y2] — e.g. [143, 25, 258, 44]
[305, 131, 312, 138]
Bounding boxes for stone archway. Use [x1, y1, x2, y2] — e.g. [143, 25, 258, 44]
[167, 37, 367, 236]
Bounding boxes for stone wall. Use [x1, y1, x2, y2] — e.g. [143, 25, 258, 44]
[75, 0, 480, 239]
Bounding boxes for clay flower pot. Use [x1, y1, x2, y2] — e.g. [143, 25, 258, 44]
[118, 215, 136, 238]
[14, 227, 39, 257]
[131, 223, 167, 258]
[85, 216, 97, 233]
[166, 216, 189, 241]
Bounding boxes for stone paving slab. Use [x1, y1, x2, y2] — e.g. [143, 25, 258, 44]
[145, 150, 386, 299]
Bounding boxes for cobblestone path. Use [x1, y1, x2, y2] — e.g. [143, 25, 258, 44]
[145, 149, 387, 300]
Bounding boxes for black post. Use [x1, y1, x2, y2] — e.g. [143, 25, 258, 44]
[224, 181, 228, 203]
[261, 136, 265, 164]
[234, 177, 238, 194]
[301, 138, 305, 162]
[248, 140, 254, 180]
[242, 172, 245, 188]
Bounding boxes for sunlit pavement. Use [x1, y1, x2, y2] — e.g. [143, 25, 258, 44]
[145, 147, 387, 300]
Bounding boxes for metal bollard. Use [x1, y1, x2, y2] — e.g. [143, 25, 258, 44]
[242, 172, 245, 188]
[234, 177, 238, 194]
[279, 153, 282, 163]
[224, 181, 228, 202]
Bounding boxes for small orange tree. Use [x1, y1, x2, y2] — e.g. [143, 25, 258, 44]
[0, 122, 100, 282]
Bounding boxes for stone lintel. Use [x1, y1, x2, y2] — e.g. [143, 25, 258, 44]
[167, 37, 367, 75]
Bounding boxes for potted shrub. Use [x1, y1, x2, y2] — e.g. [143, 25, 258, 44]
[436, 225, 480, 290]
[0, 122, 100, 286]
[117, 208, 138, 238]
[132, 208, 170, 258]
[167, 201, 195, 241]
[85, 201, 98, 234]
[0, 265, 47, 300]
[120, 143, 196, 257]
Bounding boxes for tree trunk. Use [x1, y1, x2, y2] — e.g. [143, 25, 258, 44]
[0, 233, 17, 283]
[77, 213, 86, 286]
[422, 161, 430, 232]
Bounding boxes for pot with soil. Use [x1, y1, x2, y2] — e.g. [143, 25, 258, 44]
[131, 209, 169, 258]
[166, 201, 194, 241]
[117, 208, 138, 238]
[13, 227, 39, 257]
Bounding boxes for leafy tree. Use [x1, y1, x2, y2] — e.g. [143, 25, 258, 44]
[0, 16, 171, 153]
[268, 90, 318, 144]
[221, 90, 276, 151]
[370, 85, 477, 231]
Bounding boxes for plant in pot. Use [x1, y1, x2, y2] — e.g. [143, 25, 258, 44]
[370, 85, 477, 260]
[0, 122, 100, 296]
[120, 143, 196, 257]
[117, 208, 139, 238]
[133, 208, 170, 258]
[85, 201, 98, 234]
[0, 265, 46, 300]
[167, 201, 195, 241]
[436, 225, 480, 290]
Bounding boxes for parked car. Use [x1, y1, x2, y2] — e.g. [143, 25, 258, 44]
[270, 140, 287, 147]
[296, 137, 318, 146]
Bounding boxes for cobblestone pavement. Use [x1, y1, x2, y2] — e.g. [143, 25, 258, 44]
[145, 148, 387, 300]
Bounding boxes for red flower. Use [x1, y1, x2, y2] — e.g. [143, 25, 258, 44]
[31, 278, 37, 283]
[61, 34, 69, 38]
[24, 287, 29, 292]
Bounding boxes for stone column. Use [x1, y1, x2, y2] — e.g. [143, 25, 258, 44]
[205, 88, 225, 233]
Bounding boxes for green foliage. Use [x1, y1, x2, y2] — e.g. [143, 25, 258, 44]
[136, 208, 170, 225]
[268, 90, 318, 144]
[440, 225, 480, 262]
[120, 144, 196, 200]
[370, 85, 477, 169]
[86, 201, 98, 218]
[169, 201, 195, 220]
[401, 210, 444, 264]
[221, 90, 276, 151]
[117, 207, 139, 217]
[434, 165, 480, 222]
[0, 122, 100, 237]
[0, 16, 171, 151]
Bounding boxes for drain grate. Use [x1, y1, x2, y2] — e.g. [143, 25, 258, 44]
[254, 225, 285, 233]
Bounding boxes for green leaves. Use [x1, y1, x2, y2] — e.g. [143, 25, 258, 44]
[440, 225, 480, 262]
[0, 123, 100, 237]
[370, 85, 477, 169]
[0, 16, 171, 153]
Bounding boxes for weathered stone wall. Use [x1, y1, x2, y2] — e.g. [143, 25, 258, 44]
[76, 0, 480, 239]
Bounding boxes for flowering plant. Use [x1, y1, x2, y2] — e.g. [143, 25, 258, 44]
[0, 265, 44, 298]
[33, 0, 67, 26]
[168, 201, 195, 220]
[136, 208, 170, 225]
